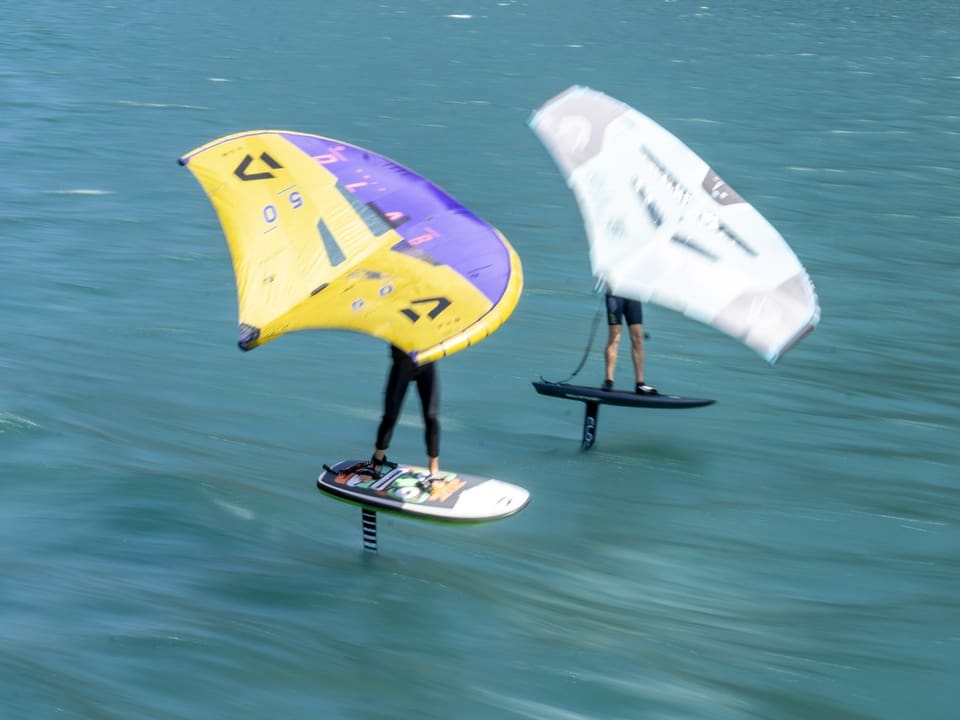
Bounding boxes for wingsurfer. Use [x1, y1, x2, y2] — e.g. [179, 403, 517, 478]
[602, 292, 658, 395]
[371, 344, 441, 492]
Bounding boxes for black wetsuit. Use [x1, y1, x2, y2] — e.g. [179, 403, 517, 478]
[605, 293, 644, 326]
[375, 345, 440, 458]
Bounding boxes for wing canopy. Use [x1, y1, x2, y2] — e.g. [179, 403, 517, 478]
[529, 86, 819, 364]
[180, 131, 523, 364]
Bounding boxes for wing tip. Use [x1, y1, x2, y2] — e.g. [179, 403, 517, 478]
[238, 324, 261, 352]
[767, 319, 818, 365]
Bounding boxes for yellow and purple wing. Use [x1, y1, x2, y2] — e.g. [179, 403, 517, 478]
[179, 130, 523, 364]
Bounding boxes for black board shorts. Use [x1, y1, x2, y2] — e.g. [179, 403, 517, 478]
[605, 294, 644, 326]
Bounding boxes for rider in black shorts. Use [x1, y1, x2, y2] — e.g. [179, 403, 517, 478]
[604, 293, 657, 395]
[371, 345, 440, 489]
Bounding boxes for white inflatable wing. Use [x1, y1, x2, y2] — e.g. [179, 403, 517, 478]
[529, 85, 820, 364]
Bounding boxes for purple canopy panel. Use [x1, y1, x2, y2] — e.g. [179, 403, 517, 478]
[280, 133, 510, 305]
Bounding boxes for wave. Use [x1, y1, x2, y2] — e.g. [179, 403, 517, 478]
[0, 413, 39, 433]
[111, 99, 211, 110]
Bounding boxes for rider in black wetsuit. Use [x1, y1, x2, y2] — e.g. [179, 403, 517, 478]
[371, 345, 440, 487]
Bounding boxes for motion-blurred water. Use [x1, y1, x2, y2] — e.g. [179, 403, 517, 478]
[2, 1, 958, 718]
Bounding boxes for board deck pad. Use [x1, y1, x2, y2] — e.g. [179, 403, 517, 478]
[318, 459, 530, 522]
[532, 380, 715, 408]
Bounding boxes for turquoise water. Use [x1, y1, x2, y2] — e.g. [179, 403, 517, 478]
[3, 1, 958, 718]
